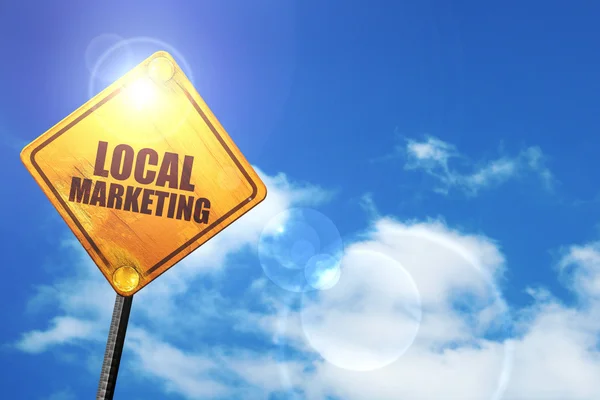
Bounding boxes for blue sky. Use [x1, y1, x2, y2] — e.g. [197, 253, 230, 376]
[2, 1, 600, 399]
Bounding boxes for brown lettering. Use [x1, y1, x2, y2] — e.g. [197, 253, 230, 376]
[69, 177, 92, 204]
[89, 181, 106, 207]
[166, 193, 177, 218]
[107, 183, 124, 209]
[179, 155, 195, 192]
[135, 148, 158, 185]
[93, 141, 109, 178]
[156, 152, 179, 189]
[123, 186, 141, 212]
[176, 195, 193, 221]
[140, 189, 155, 215]
[154, 190, 169, 217]
[111, 144, 134, 180]
[193, 198, 211, 224]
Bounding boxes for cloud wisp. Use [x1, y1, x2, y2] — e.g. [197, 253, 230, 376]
[394, 135, 555, 196]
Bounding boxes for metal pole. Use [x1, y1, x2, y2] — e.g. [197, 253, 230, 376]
[96, 294, 133, 400]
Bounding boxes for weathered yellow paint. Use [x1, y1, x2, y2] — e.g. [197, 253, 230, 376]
[20, 51, 267, 296]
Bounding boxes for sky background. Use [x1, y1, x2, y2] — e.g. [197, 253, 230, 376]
[2, 1, 600, 399]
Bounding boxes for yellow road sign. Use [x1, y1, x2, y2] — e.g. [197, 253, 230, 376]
[21, 51, 267, 296]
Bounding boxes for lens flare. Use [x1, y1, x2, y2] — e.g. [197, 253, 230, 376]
[300, 248, 422, 371]
[304, 253, 341, 290]
[148, 56, 175, 82]
[258, 208, 344, 293]
[124, 77, 157, 110]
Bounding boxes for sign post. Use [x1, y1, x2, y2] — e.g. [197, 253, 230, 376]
[96, 294, 133, 400]
[21, 51, 267, 396]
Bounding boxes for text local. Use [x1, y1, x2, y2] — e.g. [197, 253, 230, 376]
[68, 141, 211, 224]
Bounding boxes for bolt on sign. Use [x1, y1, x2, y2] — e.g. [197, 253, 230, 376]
[21, 51, 267, 296]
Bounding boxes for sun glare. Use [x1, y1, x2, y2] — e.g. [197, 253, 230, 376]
[125, 77, 156, 109]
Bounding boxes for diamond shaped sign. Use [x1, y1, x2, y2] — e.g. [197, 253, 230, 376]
[21, 51, 267, 296]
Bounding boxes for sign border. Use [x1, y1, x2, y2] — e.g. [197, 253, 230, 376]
[27, 80, 259, 278]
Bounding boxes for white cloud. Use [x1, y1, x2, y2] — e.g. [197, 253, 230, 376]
[406, 136, 457, 167]
[45, 388, 77, 400]
[558, 242, 600, 300]
[14, 169, 600, 399]
[236, 219, 600, 400]
[126, 328, 231, 399]
[221, 351, 308, 394]
[16, 316, 100, 353]
[402, 136, 554, 195]
[504, 302, 600, 400]
[126, 329, 309, 399]
[263, 218, 513, 399]
[358, 192, 379, 220]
